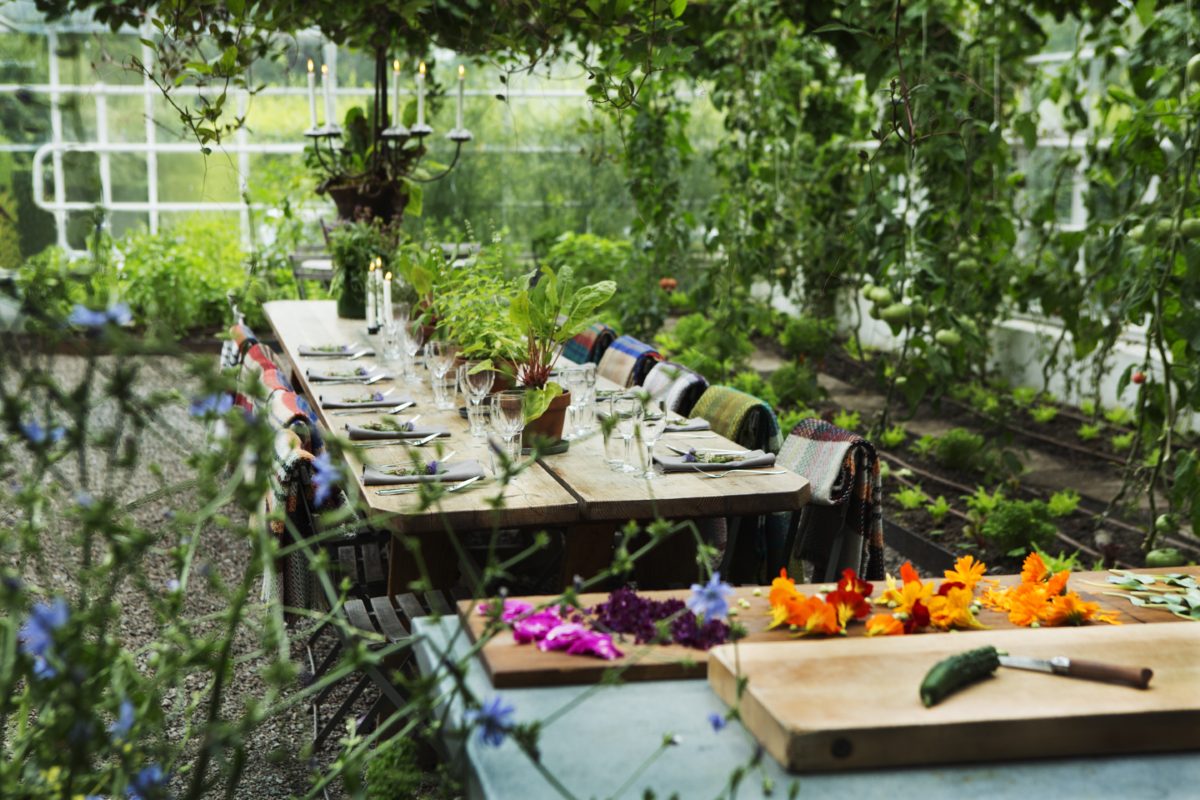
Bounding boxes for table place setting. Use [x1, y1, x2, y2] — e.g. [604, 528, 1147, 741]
[365, 456, 489, 494]
[654, 444, 779, 474]
[320, 388, 410, 409]
[297, 343, 375, 359]
[346, 416, 449, 442]
[306, 365, 392, 384]
[663, 415, 711, 433]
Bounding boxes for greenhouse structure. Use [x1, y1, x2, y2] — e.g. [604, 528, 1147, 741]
[1, 1, 1197, 798]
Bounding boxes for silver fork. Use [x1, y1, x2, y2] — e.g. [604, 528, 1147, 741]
[699, 469, 788, 479]
[376, 475, 483, 496]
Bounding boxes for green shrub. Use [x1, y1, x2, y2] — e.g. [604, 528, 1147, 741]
[768, 363, 823, 409]
[934, 427, 986, 472]
[980, 499, 1058, 553]
[779, 315, 835, 360]
[364, 737, 426, 799]
[729, 370, 778, 408]
[778, 406, 818, 433]
[543, 232, 632, 288]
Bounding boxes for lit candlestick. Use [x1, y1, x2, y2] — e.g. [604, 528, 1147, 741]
[383, 270, 393, 327]
[392, 59, 402, 128]
[416, 61, 426, 130]
[306, 59, 318, 130]
[456, 64, 465, 131]
[321, 63, 335, 129]
[366, 260, 377, 327]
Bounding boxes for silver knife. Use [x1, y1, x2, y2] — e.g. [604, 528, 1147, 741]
[998, 654, 1153, 689]
[376, 474, 482, 496]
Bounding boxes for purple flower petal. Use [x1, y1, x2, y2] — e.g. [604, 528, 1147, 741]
[512, 609, 564, 643]
[476, 599, 534, 622]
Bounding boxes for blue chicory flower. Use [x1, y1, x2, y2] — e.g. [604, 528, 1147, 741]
[126, 763, 167, 800]
[188, 393, 234, 418]
[68, 305, 110, 327]
[464, 695, 516, 747]
[19, 597, 69, 679]
[371, 391, 384, 402]
[20, 421, 66, 445]
[683, 447, 698, 463]
[75, 490, 95, 508]
[109, 699, 135, 742]
[106, 303, 132, 326]
[708, 711, 727, 732]
[166, 579, 181, 593]
[425, 459, 439, 475]
[311, 451, 341, 508]
[686, 572, 735, 622]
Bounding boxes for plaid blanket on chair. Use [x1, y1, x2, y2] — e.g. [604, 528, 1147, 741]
[642, 361, 709, 417]
[690, 385, 782, 453]
[562, 322, 617, 365]
[230, 321, 258, 360]
[777, 418, 884, 580]
[597, 335, 663, 388]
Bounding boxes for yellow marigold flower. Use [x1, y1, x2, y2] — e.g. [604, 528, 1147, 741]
[865, 613, 904, 636]
[944, 554, 987, 591]
[928, 585, 986, 631]
[1043, 592, 1100, 626]
[1020, 551, 1048, 583]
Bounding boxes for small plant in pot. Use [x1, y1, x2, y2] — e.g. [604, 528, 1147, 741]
[509, 266, 616, 444]
[329, 217, 396, 319]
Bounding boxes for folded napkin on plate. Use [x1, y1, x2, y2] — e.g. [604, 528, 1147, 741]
[299, 344, 375, 358]
[363, 459, 486, 486]
[654, 449, 776, 473]
[346, 424, 449, 441]
[307, 367, 389, 383]
[321, 393, 412, 409]
[664, 417, 711, 433]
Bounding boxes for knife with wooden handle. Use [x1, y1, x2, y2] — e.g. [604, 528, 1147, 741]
[998, 655, 1153, 689]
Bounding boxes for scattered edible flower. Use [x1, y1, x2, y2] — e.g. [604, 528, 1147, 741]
[512, 609, 565, 643]
[944, 555, 987, 591]
[980, 552, 1119, 627]
[707, 712, 727, 732]
[687, 572, 734, 621]
[538, 623, 623, 659]
[683, 447, 698, 463]
[464, 696, 516, 747]
[477, 598, 534, 623]
[864, 613, 904, 636]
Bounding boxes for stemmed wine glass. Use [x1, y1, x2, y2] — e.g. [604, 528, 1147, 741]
[636, 394, 667, 479]
[459, 361, 495, 438]
[382, 301, 411, 363]
[489, 390, 526, 465]
[402, 320, 425, 384]
[426, 341, 455, 410]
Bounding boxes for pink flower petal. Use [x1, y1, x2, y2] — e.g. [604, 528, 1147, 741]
[512, 610, 564, 643]
[476, 599, 535, 623]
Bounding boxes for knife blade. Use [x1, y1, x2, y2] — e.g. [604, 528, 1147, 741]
[998, 654, 1153, 689]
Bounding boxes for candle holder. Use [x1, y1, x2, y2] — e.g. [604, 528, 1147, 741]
[381, 125, 411, 139]
[447, 128, 473, 143]
[408, 122, 434, 138]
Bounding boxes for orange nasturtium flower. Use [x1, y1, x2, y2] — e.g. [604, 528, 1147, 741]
[769, 569, 799, 607]
[944, 555, 987, 591]
[1043, 592, 1120, 626]
[798, 596, 842, 636]
[825, 588, 871, 628]
[928, 583, 986, 631]
[865, 613, 904, 636]
[1020, 551, 1049, 584]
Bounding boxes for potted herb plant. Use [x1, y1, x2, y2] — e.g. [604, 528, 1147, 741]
[329, 218, 395, 319]
[509, 266, 616, 442]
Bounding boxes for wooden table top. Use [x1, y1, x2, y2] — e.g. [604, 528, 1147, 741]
[262, 300, 810, 533]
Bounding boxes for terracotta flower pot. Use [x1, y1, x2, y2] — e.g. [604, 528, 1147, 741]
[522, 390, 571, 447]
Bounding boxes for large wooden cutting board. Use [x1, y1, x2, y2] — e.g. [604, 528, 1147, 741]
[708, 623, 1200, 773]
[457, 568, 1187, 688]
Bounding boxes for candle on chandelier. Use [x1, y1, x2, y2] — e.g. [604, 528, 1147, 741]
[455, 64, 465, 131]
[306, 59, 318, 130]
[416, 61, 427, 129]
[392, 59, 402, 128]
[321, 63, 335, 129]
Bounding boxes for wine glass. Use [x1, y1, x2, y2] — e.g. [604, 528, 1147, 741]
[576, 363, 597, 436]
[459, 361, 495, 438]
[614, 393, 643, 474]
[558, 365, 587, 441]
[489, 390, 526, 463]
[426, 341, 455, 410]
[637, 395, 667, 479]
[402, 320, 425, 384]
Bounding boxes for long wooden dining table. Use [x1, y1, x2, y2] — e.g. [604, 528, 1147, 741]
[263, 300, 811, 593]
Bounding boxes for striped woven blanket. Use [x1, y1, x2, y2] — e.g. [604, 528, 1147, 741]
[642, 361, 709, 416]
[690, 385, 782, 454]
[562, 322, 617, 365]
[777, 418, 884, 580]
[597, 335, 662, 388]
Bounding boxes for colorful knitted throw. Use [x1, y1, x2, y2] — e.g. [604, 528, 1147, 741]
[690, 385, 782, 454]
[642, 361, 709, 417]
[597, 335, 663, 388]
[777, 418, 885, 580]
[562, 322, 617, 365]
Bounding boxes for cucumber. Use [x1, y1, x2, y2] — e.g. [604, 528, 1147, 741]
[919, 645, 1000, 707]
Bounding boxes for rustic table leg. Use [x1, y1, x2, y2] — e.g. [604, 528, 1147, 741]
[388, 530, 459, 595]
[559, 521, 618, 588]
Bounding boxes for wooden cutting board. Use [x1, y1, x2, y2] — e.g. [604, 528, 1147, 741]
[708, 623, 1200, 773]
[457, 569, 1186, 688]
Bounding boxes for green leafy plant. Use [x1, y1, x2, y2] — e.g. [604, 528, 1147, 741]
[892, 484, 930, 511]
[1077, 422, 1102, 442]
[779, 316, 835, 361]
[1011, 386, 1038, 408]
[768, 363, 823, 410]
[1033, 546, 1084, 574]
[911, 434, 938, 458]
[509, 265, 615, 421]
[934, 428, 986, 472]
[1111, 431, 1135, 452]
[1030, 404, 1059, 424]
[832, 409, 861, 432]
[879, 424, 907, 449]
[980, 499, 1058, 554]
[925, 495, 952, 524]
[777, 407, 819, 434]
[1080, 400, 1096, 417]
[728, 371, 778, 409]
[1047, 489, 1081, 518]
[1104, 406, 1133, 426]
[330, 218, 394, 319]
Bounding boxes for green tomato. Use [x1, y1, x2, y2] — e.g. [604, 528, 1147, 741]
[1155, 513, 1179, 535]
[880, 302, 913, 324]
[867, 286, 894, 305]
[1180, 219, 1200, 240]
[956, 257, 979, 275]
[1129, 224, 1147, 243]
[1155, 218, 1176, 237]
[934, 329, 962, 347]
[1062, 151, 1082, 167]
[1145, 547, 1187, 568]
[1188, 53, 1200, 86]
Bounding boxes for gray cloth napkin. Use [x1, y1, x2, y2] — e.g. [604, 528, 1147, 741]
[298, 344, 375, 357]
[654, 449, 776, 472]
[664, 417, 711, 433]
[307, 368, 390, 383]
[346, 424, 449, 441]
[321, 394, 412, 409]
[363, 459, 486, 486]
